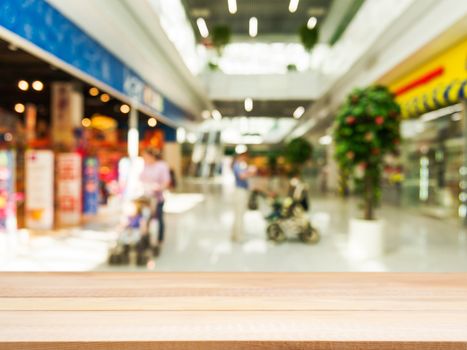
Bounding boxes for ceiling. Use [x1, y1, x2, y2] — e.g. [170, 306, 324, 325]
[182, 0, 331, 40]
[213, 99, 311, 118]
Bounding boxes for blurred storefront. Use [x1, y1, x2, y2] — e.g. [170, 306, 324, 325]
[389, 39, 467, 218]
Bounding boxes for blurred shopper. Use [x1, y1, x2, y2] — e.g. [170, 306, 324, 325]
[140, 148, 171, 246]
[231, 151, 254, 242]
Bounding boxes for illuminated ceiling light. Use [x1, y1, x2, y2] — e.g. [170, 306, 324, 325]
[307, 16, 318, 29]
[18, 80, 29, 91]
[148, 117, 158, 127]
[176, 128, 187, 143]
[289, 0, 299, 13]
[120, 104, 130, 114]
[319, 135, 332, 145]
[235, 144, 248, 154]
[228, 0, 237, 14]
[249, 17, 258, 37]
[201, 110, 211, 119]
[32, 80, 44, 91]
[89, 87, 99, 96]
[4, 133, 13, 142]
[244, 98, 253, 112]
[212, 109, 222, 121]
[100, 93, 110, 103]
[196, 18, 209, 38]
[14, 103, 25, 113]
[293, 106, 305, 119]
[82, 118, 91, 128]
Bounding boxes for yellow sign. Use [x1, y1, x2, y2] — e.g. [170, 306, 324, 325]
[389, 39, 467, 118]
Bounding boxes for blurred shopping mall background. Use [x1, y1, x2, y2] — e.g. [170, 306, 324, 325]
[0, 0, 466, 271]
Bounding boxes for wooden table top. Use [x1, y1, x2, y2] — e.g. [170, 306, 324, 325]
[0, 272, 466, 349]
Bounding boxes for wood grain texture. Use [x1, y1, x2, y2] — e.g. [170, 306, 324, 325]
[0, 273, 466, 349]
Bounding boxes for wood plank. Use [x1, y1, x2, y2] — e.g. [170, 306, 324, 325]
[1, 295, 466, 311]
[1, 310, 467, 342]
[2, 342, 467, 350]
[0, 273, 466, 349]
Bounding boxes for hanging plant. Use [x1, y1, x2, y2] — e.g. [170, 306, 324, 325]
[207, 61, 220, 71]
[287, 63, 298, 72]
[333, 85, 401, 220]
[211, 25, 231, 56]
[299, 24, 319, 52]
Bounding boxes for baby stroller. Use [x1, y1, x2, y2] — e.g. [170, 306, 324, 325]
[263, 177, 319, 244]
[108, 197, 159, 266]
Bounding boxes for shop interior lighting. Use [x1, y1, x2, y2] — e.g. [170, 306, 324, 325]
[100, 93, 110, 103]
[18, 80, 29, 91]
[89, 87, 99, 96]
[293, 106, 305, 119]
[212, 109, 222, 121]
[289, 0, 299, 13]
[201, 110, 211, 119]
[148, 117, 158, 127]
[307, 16, 318, 29]
[249, 17, 258, 37]
[14, 103, 25, 113]
[419, 156, 430, 201]
[32, 80, 44, 91]
[4, 133, 13, 142]
[82, 118, 91, 128]
[244, 98, 253, 112]
[228, 0, 237, 14]
[120, 104, 131, 114]
[196, 18, 209, 38]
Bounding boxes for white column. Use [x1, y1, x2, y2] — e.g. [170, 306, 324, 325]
[128, 105, 139, 159]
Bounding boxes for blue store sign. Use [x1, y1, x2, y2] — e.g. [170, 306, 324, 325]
[0, 0, 193, 123]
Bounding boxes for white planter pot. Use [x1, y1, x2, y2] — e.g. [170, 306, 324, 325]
[348, 218, 385, 259]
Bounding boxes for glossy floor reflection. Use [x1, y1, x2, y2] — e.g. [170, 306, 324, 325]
[1, 182, 467, 272]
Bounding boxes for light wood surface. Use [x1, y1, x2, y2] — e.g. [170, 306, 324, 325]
[0, 273, 466, 349]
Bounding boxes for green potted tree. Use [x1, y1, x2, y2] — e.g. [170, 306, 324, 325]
[284, 137, 313, 174]
[334, 85, 401, 258]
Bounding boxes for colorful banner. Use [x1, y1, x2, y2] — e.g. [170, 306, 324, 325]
[25, 150, 54, 230]
[57, 153, 82, 226]
[83, 157, 99, 215]
[0, 151, 16, 232]
[388, 40, 467, 118]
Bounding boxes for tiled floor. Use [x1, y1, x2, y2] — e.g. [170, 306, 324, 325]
[1, 181, 467, 272]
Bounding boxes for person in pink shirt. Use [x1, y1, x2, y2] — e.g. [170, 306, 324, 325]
[140, 148, 171, 246]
